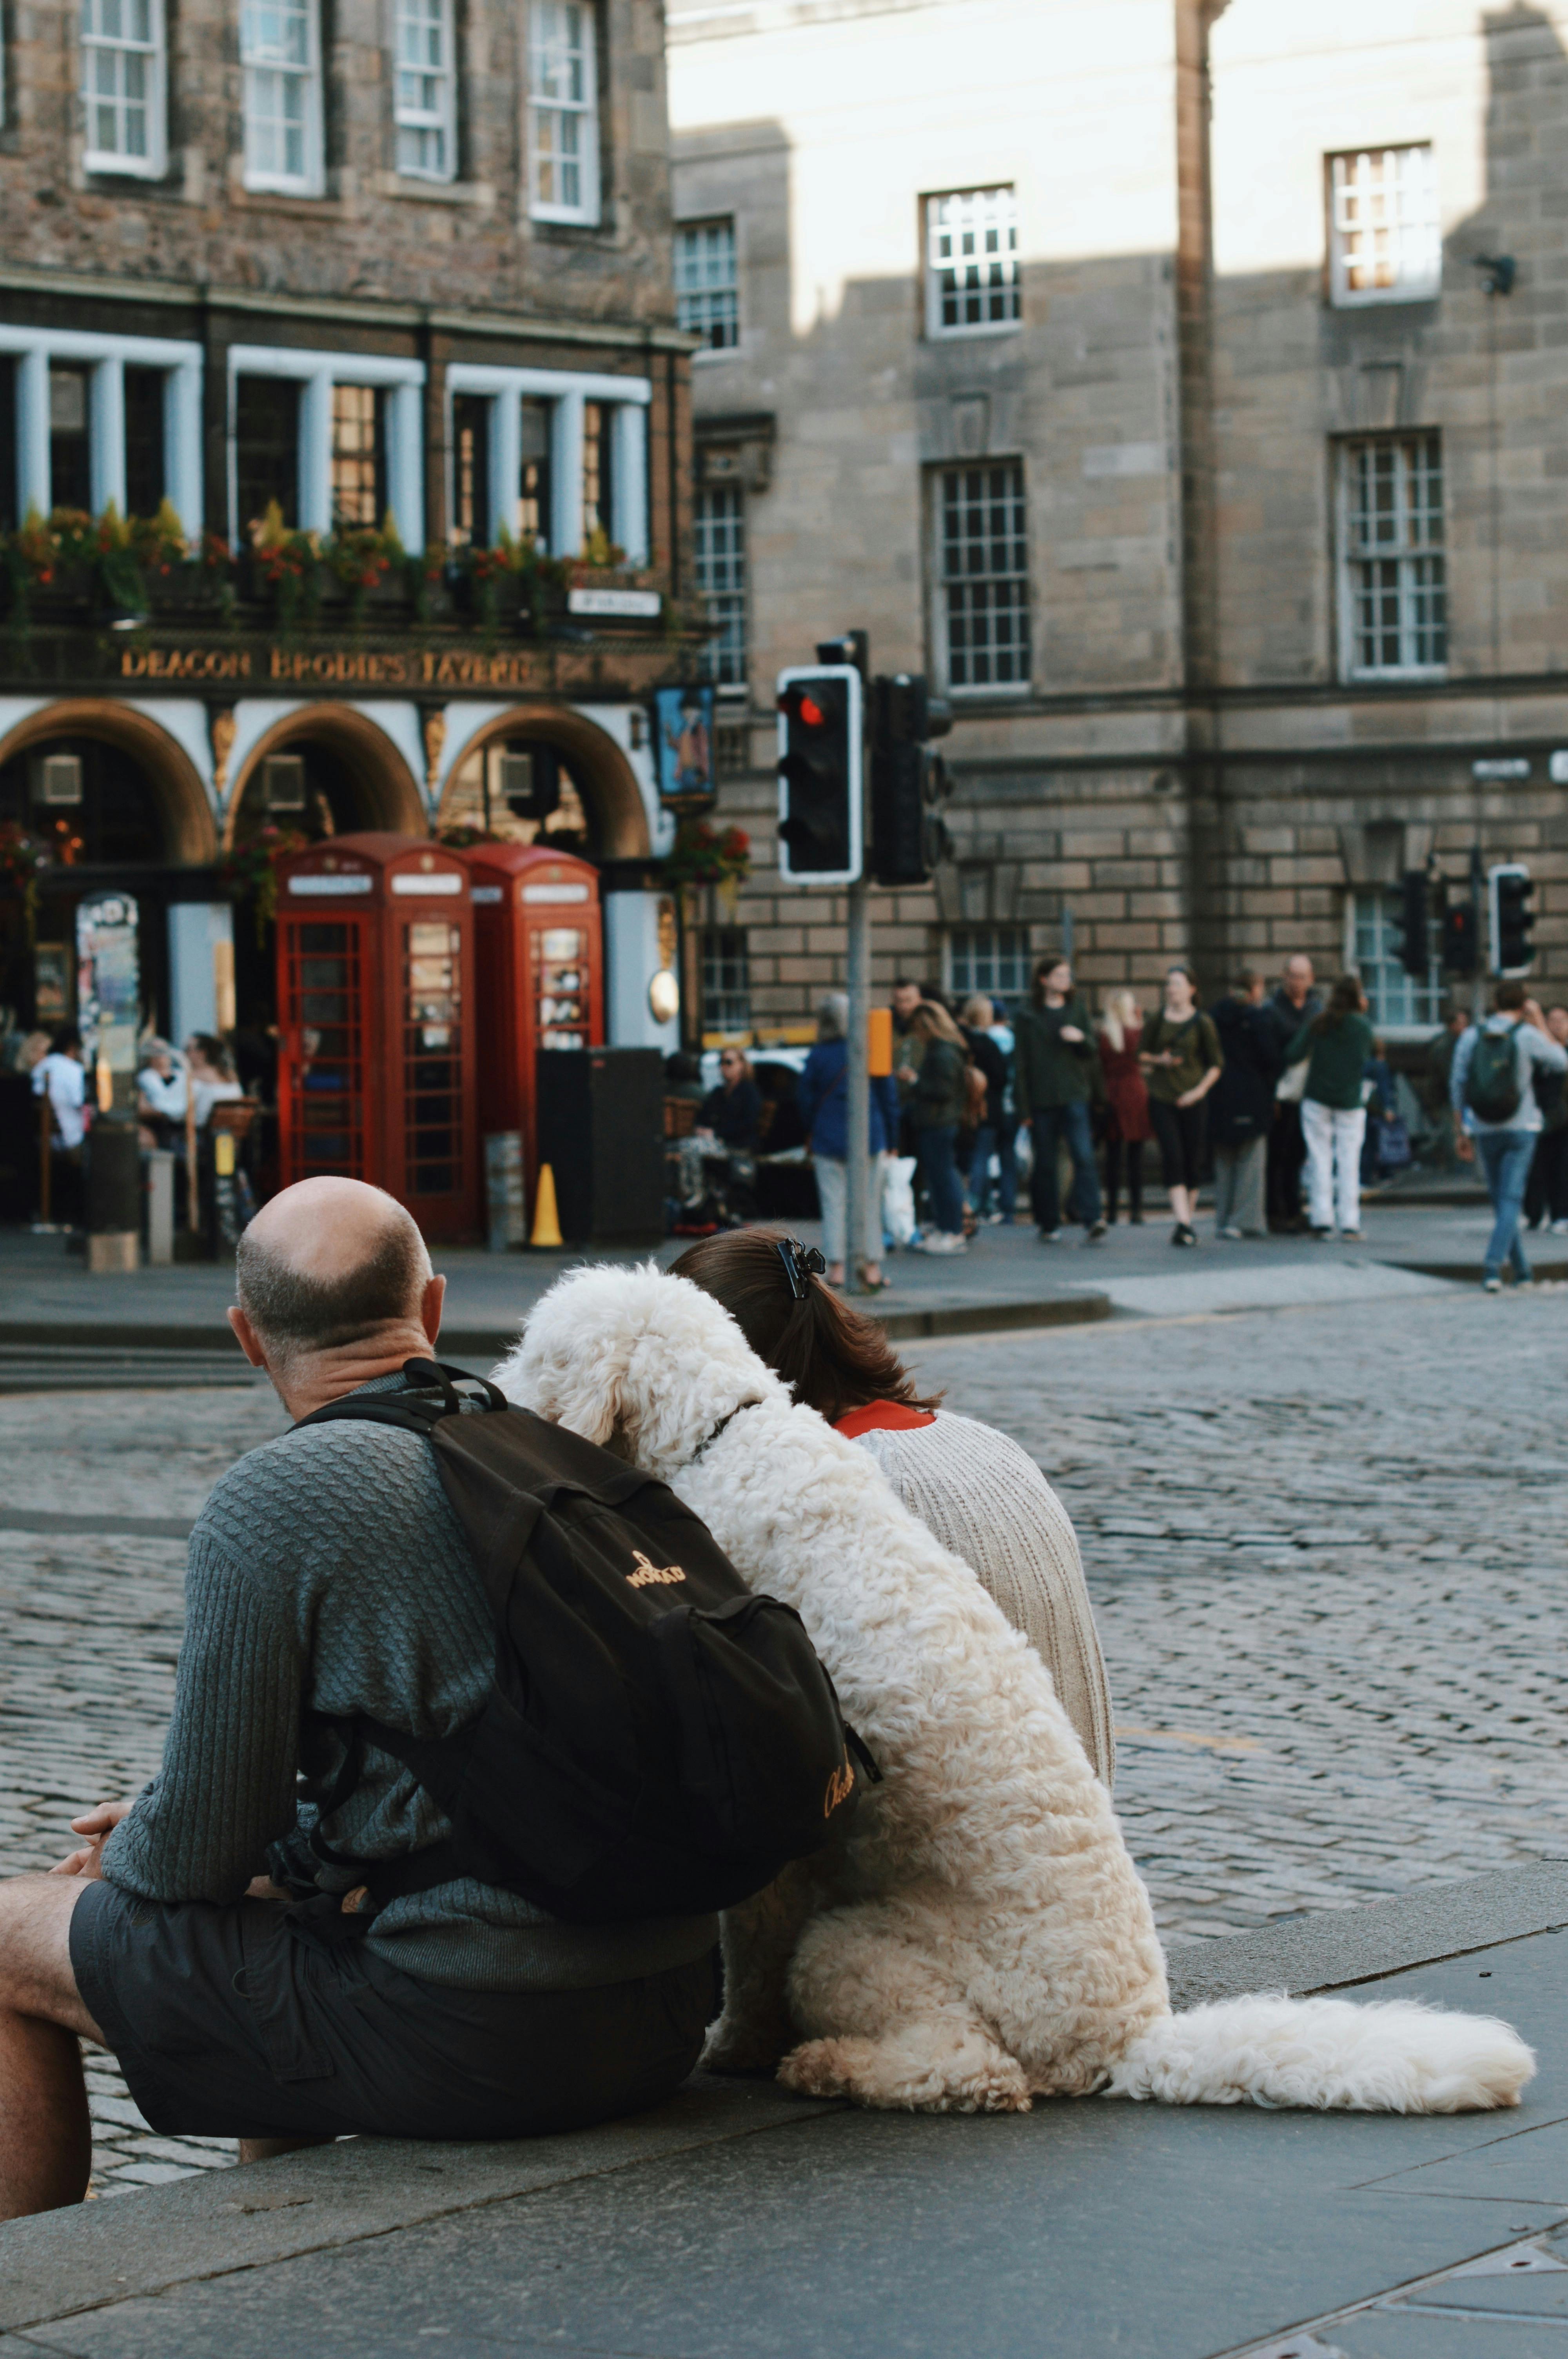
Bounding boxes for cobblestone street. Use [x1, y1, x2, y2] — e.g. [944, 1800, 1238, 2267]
[2, 1283, 1564, 2195]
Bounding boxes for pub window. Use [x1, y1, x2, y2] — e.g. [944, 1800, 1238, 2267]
[519, 397, 553, 547]
[49, 367, 93, 513]
[81, 0, 167, 177]
[581, 398, 613, 551]
[394, 0, 457, 182]
[451, 392, 490, 547]
[241, 0, 324, 195]
[124, 365, 165, 515]
[528, 0, 599, 226]
[330, 383, 387, 528]
[235, 374, 301, 535]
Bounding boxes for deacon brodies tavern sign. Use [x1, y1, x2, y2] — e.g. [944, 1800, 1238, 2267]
[118, 644, 584, 689]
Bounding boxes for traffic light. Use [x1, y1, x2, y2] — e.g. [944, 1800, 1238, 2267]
[869, 672, 954, 887]
[1394, 869, 1430, 979]
[1490, 863, 1536, 974]
[776, 665, 863, 884]
[1441, 900, 1479, 976]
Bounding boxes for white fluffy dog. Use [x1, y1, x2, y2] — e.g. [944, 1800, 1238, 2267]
[497, 1262, 1534, 2117]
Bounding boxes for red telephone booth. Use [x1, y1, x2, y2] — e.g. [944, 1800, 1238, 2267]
[275, 833, 481, 1242]
[459, 842, 604, 1196]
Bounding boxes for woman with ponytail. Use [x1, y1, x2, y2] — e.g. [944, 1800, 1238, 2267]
[670, 1227, 1116, 1787]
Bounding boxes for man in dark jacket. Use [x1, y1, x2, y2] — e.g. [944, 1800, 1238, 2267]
[1013, 957, 1105, 1242]
[1208, 969, 1281, 1238]
[1262, 954, 1322, 1230]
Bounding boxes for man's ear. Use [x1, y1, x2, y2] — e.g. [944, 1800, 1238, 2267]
[420, 1273, 446, 1349]
[227, 1305, 268, 1369]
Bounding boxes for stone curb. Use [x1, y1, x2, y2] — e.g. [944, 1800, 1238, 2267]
[5, 1866, 1566, 2336]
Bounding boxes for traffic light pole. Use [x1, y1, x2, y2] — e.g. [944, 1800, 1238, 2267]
[844, 874, 872, 1296]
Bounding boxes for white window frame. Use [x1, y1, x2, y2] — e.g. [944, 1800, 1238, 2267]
[676, 218, 739, 355]
[924, 186, 1021, 340]
[227, 346, 424, 543]
[80, 0, 167, 178]
[241, 0, 325, 196]
[693, 481, 746, 694]
[444, 363, 648, 560]
[1336, 432, 1447, 683]
[394, 0, 457, 183]
[945, 925, 1030, 1005]
[1346, 891, 1445, 1034]
[931, 459, 1032, 697]
[528, 1, 600, 227]
[0, 325, 201, 528]
[1328, 145, 1441, 308]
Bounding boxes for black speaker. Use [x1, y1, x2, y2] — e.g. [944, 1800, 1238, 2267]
[535, 1047, 665, 1246]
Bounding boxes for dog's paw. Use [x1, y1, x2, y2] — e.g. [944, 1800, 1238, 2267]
[779, 2036, 1032, 2114]
[778, 2037, 862, 2101]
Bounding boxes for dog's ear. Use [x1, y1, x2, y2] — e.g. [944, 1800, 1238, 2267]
[493, 1269, 638, 1449]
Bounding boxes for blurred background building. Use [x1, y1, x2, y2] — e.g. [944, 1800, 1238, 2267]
[670, 0, 1568, 1040]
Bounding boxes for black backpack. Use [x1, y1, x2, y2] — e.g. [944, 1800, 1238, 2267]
[296, 1361, 873, 1924]
[1466, 1027, 1523, 1124]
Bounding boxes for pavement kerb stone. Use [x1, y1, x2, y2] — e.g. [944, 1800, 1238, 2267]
[0, 2083, 839, 2336]
[5, 1867, 1567, 2338]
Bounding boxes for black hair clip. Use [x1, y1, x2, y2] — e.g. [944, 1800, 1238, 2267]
[777, 1237, 828, 1301]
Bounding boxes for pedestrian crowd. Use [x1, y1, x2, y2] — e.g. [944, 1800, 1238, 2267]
[798, 953, 1568, 1289]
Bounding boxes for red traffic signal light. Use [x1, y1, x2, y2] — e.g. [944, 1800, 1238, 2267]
[798, 695, 825, 728]
[775, 665, 864, 885]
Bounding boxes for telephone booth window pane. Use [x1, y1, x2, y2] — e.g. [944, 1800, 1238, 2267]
[285, 920, 364, 1178]
[404, 920, 462, 1198]
[535, 923, 588, 1050]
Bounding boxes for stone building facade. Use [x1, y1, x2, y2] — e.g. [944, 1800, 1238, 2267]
[669, 0, 1568, 1040]
[0, 0, 697, 1066]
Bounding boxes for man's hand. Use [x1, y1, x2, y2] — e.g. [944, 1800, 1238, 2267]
[1523, 997, 1548, 1032]
[1176, 1086, 1203, 1108]
[1059, 1025, 1085, 1045]
[1455, 1130, 1475, 1163]
[50, 1799, 132, 1880]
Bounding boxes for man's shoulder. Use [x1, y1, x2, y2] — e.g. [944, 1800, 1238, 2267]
[195, 1412, 446, 1564]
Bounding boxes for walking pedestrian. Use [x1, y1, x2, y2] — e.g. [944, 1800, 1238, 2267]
[1263, 954, 1322, 1229]
[1451, 982, 1568, 1290]
[1013, 957, 1105, 1243]
[1523, 1005, 1568, 1234]
[960, 995, 1016, 1223]
[1287, 974, 1375, 1240]
[798, 992, 898, 1289]
[1096, 989, 1151, 1225]
[31, 1024, 89, 1228]
[1140, 965, 1222, 1247]
[1207, 968, 1279, 1239]
[896, 1001, 970, 1254]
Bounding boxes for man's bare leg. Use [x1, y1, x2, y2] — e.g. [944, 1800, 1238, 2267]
[238, 2134, 336, 2164]
[0, 1876, 103, 2221]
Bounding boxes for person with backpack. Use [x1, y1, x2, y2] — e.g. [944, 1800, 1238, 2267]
[0, 1176, 858, 2218]
[1285, 973, 1375, 1241]
[1451, 982, 1568, 1290]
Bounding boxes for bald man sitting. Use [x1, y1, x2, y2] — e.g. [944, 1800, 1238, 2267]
[0, 1179, 717, 2219]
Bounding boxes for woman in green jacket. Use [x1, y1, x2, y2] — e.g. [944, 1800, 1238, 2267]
[898, 1000, 971, 1254]
[1287, 973, 1375, 1239]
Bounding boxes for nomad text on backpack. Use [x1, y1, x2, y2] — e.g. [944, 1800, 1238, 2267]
[297, 1361, 870, 1924]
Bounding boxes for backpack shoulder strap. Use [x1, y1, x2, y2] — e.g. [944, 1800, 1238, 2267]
[294, 1358, 505, 1435]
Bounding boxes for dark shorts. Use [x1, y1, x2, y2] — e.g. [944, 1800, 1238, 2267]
[70, 1881, 717, 2143]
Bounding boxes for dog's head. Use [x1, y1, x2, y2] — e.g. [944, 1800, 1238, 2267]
[493, 1260, 788, 1479]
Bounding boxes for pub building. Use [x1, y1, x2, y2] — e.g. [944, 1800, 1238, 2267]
[0, 0, 703, 1224]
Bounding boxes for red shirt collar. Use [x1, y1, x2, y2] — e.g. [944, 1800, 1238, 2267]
[833, 1401, 937, 1439]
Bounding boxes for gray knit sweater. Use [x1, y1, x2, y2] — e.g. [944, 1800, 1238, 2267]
[101, 1374, 717, 1990]
[852, 1410, 1116, 1789]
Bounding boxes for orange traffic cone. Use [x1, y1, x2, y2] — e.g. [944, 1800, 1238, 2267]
[530, 1161, 564, 1249]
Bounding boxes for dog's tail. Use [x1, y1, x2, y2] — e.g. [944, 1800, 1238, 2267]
[1105, 1993, 1535, 2114]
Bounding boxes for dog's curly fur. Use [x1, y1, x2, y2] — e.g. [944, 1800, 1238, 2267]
[497, 1263, 1535, 2117]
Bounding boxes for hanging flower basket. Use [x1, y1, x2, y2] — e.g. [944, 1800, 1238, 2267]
[219, 821, 312, 943]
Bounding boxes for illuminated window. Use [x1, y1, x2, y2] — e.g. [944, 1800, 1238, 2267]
[925, 187, 1020, 337]
[529, 1, 599, 225]
[1329, 146, 1440, 306]
[331, 385, 386, 529]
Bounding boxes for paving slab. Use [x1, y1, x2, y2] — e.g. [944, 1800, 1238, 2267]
[7, 1881, 1568, 2359]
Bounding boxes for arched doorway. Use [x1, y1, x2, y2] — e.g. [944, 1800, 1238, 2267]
[435, 707, 651, 860]
[224, 706, 427, 1032]
[0, 703, 216, 1042]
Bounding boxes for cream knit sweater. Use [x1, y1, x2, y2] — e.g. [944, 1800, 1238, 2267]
[852, 1409, 1116, 1789]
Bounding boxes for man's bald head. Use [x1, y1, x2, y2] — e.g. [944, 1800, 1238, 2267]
[236, 1179, 431, 1367]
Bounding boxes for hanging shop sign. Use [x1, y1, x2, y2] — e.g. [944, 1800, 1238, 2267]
[76, 893, 141, 1098]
